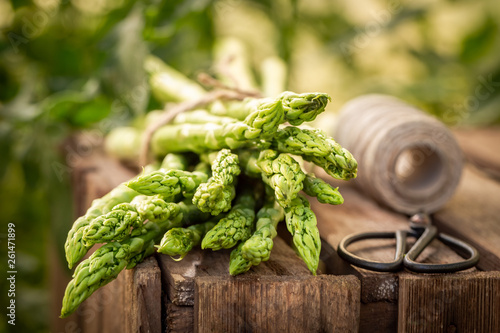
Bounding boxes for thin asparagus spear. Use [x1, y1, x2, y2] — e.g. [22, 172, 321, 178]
[271, 126, 357, 180]
[201, 189, 256, 250]
[303, 173, 344, 205]
[60, 212, 182, 318]
[229, 197, 284, 275]
[157, 219, 217, 260]
[193, 149, 241, 215]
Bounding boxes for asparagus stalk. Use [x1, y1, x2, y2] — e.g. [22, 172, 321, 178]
[237, 149, 261, 178]
[151, 92, 331, 156]
[209, 92, 330, 125]
[64, 184, 141, 269]
[284, 195, 321, 275]
[303, 173, 344, 205]
[201, 189, 256, 250]
[157, 219, 217, 260]
[145, 55, 206, 103]
[229, 197, 284, 275]
[125, 169, 208, 200]
[82, 203, 143, 246]
[60, 213, 182, 318]
[257, 149, 305, 207]
[193, 149, 241, 215]
[160, 153, 190, 170]
[271, 126, 357, 180]
[173, 109, 237, 125]
[135, 198, 182, 223]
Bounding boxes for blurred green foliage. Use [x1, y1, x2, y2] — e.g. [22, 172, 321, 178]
[0, 0, 499, 331]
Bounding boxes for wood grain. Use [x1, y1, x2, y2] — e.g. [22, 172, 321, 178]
[359, 302, 397, 333]
[195, 275, 360, 333]
[398, 271, 500, 333]
[454, 127, 500, 179]
[165, 300, 194, 333]
[156, 237, 312, 307]
[434, 166, 500, 271]
[128, 256, 162, 333]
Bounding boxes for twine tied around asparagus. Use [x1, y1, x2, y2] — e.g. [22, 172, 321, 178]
[139, 74, 262, 166]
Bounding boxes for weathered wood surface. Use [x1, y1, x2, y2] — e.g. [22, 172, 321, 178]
[454, 126, 500, 179]
[157, 236, 361, 332]
[195, 275, 359, 333]
[165, 300, 194, 333]
[156, 237, 312, 307]
[398, 271, 500, 332]
[434, 166, 500, 271]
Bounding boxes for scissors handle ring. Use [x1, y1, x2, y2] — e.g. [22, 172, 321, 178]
[337, 230, 408, 272]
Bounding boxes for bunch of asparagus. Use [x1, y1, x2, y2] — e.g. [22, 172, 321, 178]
[60, 58, 357, 318]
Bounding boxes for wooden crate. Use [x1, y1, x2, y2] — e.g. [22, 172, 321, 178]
[54, 128, 500, 332]
[55, 142, 360, 333]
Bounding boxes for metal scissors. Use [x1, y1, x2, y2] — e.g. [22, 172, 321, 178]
[337, 213, 479, 273]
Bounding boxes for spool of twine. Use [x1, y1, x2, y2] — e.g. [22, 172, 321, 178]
[334, 95, 463, 215]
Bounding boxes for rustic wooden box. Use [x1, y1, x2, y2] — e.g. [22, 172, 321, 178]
[54, 128, 500, 332]
[54, 140, 361, 333]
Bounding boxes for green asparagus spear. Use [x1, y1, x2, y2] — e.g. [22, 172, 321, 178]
[65, 184, 141, 269]
[271, 126, 357, 180]
[82, 203, 143, 246]
[173, 109, 237, 125]
[145, 55, 206, 103]
[303, 173, 344, 205]
[157, 220, 217, 260]
[201, 189, 256, 250]
[236, 149, 261, 178]
[60, 211, 182, 318]
[257, 149, 305, 207]
[193, 149, 241, 215]
[125, 169, 208, 200]
[61, 243, 128, 318]
[136, 198, 182, 223]
[284, 195, 321, 275]
[160, 153, 190, 170]
[151, 92, 331, 156]
[176, 200, 212, 225]
[209, 92, 330, 125]
[65, 163, 163, 269]
[229, 199, 284, 275]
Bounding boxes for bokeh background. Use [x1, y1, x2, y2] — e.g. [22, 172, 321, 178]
[1, 0, 499, 331]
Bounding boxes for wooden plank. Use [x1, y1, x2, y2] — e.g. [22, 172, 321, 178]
[156, 236, 312, 306]
[398, 271, 500, 332]
[165, 301, 194, 333]
[128, 256, 163, 333]
[454, 127, 500, 179]
[77, 285, 103, 332]
[101, 271, 126, 332]
[359, 302, 397, 333]
[434, 166, 500, 271]
[158, 236, 361, 332]
[194, 275, 360, 333]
